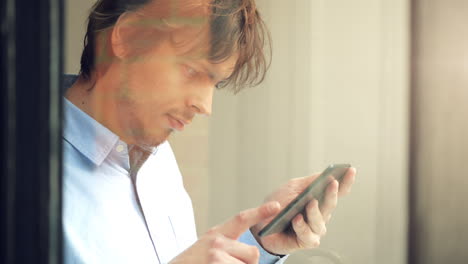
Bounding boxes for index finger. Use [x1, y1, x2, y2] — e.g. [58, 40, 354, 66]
[217, 201, 281, 240]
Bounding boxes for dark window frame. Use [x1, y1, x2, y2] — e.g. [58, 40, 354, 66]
[1, 0, 64, 263]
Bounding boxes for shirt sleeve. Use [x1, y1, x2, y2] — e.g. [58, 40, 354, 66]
[239, 230, 289, 264]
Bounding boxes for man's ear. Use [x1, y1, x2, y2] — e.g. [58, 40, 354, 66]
[111, 12, 133, 60]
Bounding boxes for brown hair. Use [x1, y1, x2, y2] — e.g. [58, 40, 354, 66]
[80, 0, 271, 93]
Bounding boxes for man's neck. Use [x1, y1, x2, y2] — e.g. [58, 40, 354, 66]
[66, 75, 153, 176]
[65, 75, 103, 122]
[65, 74, 124, 140]
[128, 145, 152, 182]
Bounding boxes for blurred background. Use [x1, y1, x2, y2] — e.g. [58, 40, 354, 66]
[21, 0, 466, 263]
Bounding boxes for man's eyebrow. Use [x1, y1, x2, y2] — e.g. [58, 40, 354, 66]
[202, 62, 236, 84]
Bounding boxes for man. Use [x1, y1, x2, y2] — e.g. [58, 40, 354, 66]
[63, 0, 356, 263]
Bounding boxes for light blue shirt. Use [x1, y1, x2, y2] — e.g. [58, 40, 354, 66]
[62, 75, 287, 263]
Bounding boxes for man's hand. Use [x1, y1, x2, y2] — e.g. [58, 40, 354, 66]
[169, 201, 281, 264]
[250, 167, 357, 255]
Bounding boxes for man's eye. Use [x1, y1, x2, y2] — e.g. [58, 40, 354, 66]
[183, 65, 198, 78]
[215, 80, 228, 89]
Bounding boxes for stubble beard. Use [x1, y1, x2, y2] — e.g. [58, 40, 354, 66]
[133, 127, 174, 152]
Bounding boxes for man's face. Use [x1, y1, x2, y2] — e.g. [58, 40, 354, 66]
[111, 26, 237, 149]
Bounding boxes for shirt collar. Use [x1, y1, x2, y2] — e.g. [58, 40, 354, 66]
[62, 75, 120, 166]
[63, 98, 120, 166]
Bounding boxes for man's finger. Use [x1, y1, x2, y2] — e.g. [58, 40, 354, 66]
[320, 180, 338, 221]
[292, 214, 321, 249]
[338, 167, 356, 197]
[217, 201, 280, 239]
[294, 173, 321, 189]
[305, 199, 326, 236]
[210, 235, 260, 264]
[207, 249, 246, 264]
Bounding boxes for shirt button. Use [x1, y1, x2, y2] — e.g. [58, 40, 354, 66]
[116, 144, 125, 153]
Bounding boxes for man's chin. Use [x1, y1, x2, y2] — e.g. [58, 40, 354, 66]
[136, 131, 173, 151]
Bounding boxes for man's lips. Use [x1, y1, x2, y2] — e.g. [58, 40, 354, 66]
[167, 115, 189, 131]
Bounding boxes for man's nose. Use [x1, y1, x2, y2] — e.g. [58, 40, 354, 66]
[186, 86, 213, 116]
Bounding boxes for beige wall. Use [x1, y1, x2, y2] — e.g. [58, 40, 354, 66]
[209, 0, 409, 263]
[65, 0, 95, 74]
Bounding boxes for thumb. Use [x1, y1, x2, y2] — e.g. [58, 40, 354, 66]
[299, 173, 321, 186]
[217, 201, 281, 240]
